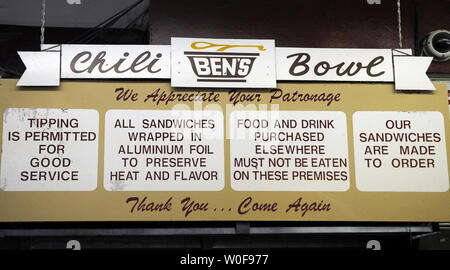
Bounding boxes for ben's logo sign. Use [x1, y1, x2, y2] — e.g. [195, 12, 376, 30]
[185, 41, 265, 83]
[171, 38, 276, 88]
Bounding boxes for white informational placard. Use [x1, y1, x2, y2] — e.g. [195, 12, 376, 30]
[171, 37, 276, 88]
[276, 48, 394, 82]
[353, 111, 449, 192]
[229, 110, 350, 191]
[104, 110, 224, 191]
[61, 45, 171, 79]
[0, 108, 99, 191]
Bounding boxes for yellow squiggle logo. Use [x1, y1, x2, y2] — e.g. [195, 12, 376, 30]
[191, 41, 266, 52]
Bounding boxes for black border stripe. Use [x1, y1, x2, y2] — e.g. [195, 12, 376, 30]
[184, 51, 260, 56]
[197, 79, 246, 82]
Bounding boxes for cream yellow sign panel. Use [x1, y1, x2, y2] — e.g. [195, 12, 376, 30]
[0, 79, 449, 222]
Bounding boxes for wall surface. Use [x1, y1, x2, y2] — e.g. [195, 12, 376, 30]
[149, 0, 449, 74]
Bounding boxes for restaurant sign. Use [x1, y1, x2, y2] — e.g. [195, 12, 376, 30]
[17, 38, 434, 91]
[0, 79, 449, 222]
